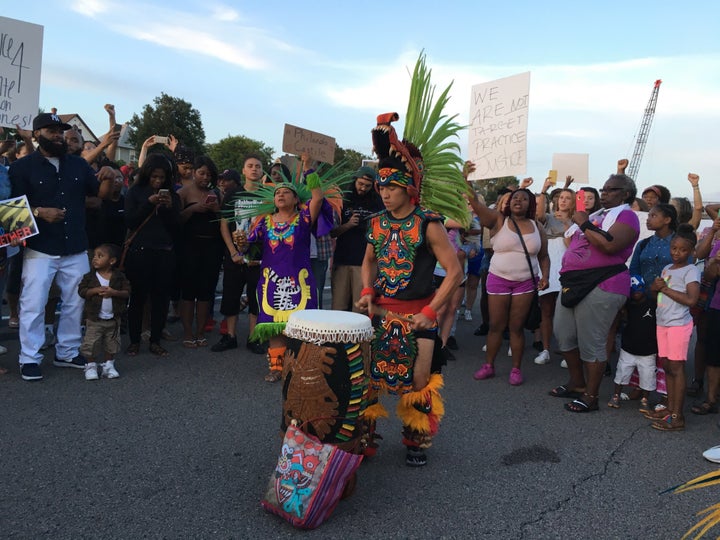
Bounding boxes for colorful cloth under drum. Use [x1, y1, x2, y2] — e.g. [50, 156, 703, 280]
[282, 310, 374, 448]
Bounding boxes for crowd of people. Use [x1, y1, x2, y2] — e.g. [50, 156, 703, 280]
[1, 105, 719, 465]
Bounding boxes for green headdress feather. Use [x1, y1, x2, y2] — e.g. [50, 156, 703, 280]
[373, 52, 472, 227]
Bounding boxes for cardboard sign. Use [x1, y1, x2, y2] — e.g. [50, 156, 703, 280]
[0, 17, 44, 130]
[282, 124, 336, 164]
[468, 72, 530, 180]
[552, 153, 590, 184]
[0, 195, 38, 247]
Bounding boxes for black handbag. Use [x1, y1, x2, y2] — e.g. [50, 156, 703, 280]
[509, 218, 541, 331]
[559, 264, 627, 308]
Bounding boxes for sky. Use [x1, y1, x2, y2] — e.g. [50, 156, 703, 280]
[5, 1, 720, 199]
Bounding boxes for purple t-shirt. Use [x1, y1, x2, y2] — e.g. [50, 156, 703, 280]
[710, 241, 720, 310]
[560, 209, 640, 297]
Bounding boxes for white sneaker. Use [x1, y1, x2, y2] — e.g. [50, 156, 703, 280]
[482, 344, 487, 352]
[534, 349, 550, 365]
[464, 310, 472, 321]
[0, 344, 7, 355]
[102, 360, 119, 379]
[84, 362, 99, 381]
[560, 359, 568, 369]
[507, 347, 512, 356]
[703, 445, 720, 463]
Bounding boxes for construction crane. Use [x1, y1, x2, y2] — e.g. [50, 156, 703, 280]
[626, 79, 662, 181]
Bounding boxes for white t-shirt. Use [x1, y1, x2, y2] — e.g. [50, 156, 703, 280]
[97, 272, 114, 320]
[656, 264, 700, 327]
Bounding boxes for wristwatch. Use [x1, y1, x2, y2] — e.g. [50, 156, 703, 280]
[33, 207, 41, 217]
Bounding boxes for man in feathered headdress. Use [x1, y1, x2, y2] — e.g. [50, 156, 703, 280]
[356, 112, 464, 467]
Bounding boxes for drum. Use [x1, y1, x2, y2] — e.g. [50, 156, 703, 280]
[282, 309, 374, 448]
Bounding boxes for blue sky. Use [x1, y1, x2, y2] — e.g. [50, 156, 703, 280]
[8, 1, 720, 199]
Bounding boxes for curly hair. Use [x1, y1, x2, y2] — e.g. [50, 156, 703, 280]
[502, 188, 537, 219]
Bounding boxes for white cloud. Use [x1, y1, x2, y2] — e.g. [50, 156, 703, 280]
[211, 4, 241, 22]
[70, 0, 112, 17]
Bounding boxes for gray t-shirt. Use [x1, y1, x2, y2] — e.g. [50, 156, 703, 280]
[656, 264, 700, 327]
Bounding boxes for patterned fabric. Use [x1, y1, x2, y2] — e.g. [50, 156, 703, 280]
[313, 233, 333, 262]
[248, 206, 317, 336]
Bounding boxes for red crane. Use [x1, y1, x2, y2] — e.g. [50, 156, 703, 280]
[627, 79, 662, 181]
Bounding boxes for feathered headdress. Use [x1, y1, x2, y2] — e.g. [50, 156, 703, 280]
[372, 52, 472, 227]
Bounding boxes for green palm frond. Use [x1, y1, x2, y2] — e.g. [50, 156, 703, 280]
[404, 51, 471, 227]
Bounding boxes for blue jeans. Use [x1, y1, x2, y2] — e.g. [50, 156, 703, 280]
[310, 258, 328, 309]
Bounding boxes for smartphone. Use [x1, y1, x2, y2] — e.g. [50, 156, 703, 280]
[204, 194, 218, 205]
[158, 189, 170, 197]
[575, 189, 586, 212]
[154, 135, 169, 145]
[112, 123, 123, 134]
[548, 169, 558, 186]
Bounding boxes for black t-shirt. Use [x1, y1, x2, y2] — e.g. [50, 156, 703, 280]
[333, 190, 384, 266]
[621, 298, 658, 356]
[222, 186, 263, 261]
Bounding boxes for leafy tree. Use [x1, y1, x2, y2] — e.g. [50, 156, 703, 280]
[333, 145, 372, 175]
[471, 176, 518, 205]
[206, 135, 274, 172]
[127, 93, 205, 156]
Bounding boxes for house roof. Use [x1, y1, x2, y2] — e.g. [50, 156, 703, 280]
[58, 113, 132, 149]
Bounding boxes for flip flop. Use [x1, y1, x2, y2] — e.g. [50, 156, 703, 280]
[564, 398, 599, 413]
[195, 338, 208, 347]
[182, 340, 197, 349]
[549, 385, 584, 399]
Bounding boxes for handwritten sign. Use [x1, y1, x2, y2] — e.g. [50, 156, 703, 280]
[282, 124, 336, 164]
[0, 195, 38, 247]
[0, 17, 43, 130]
[467, 72, 530, 180]
[552, 153, 589, 184]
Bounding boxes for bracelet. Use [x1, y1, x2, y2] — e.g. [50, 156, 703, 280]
[579, 221, 592, 232]
[360, 287, 375, 298]
[420, 305, 437, 321]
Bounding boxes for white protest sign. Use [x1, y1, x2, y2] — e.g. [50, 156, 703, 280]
[282, 124, 336, 164]
[0, 17, 43, 130]
[467, 72, 530, 180]
[552, 153, 589, 184]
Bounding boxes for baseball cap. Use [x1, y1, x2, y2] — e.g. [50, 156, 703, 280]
[352, 166, 377, 180]
[32, 113, 72, 131]
[218, 169, 242, 183]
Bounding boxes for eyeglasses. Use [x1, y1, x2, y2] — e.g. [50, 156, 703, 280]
[599, 187, 624, 193]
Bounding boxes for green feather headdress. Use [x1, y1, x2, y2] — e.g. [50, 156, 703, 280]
[372, 52, 472, 227]
[222, 162, 354, 222]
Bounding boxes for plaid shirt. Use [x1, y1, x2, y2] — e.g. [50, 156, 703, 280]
[312, 233, 334, 262]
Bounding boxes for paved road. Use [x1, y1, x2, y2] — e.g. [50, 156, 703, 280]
[1, 307, 718, 539]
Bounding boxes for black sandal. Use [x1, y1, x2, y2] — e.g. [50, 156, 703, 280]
[691, 402, 718, 415]
[126, 343, 140, 356]
[565, 395, 599, 413]
[149, 342, 169, 357]
[549, 385, 584, 399]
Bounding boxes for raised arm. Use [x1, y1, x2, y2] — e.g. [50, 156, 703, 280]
[688, 173, 703, 230]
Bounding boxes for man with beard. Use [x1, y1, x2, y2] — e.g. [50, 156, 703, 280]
[9, 113, 116, 381]
[330, 166, 384, 312]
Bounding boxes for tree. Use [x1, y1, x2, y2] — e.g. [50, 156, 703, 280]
[127, 93, 205, 156]
[206, 135, 274, 172]
[471, 176, 518, 205]
[333, 145, 372, 176]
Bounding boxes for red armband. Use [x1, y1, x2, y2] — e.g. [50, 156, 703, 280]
[360, 287, 376, 298]
[420, 305, 437, 321]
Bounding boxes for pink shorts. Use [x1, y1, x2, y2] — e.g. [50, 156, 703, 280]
[486, 273, 536, 296]
[656, 321, 693, 361]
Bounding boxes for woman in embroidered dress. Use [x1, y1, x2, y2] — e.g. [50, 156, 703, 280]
[237, 157, 325, 382]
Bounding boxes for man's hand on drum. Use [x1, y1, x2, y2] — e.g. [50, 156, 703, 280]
[355, 294, 372, 313]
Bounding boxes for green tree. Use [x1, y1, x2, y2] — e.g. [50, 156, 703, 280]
[127, 93, 206, 156]
[471, 176, 518, 205]
[206, 135, 274, 172]
[333, 144, 371, 175]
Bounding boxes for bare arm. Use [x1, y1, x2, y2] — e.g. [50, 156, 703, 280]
[356, 243, 378, 313]
[688, 173, 703, 230]
[536, 225, 550, 290]
[696, 217, 720, 260]
[422, 221, 464, 319]
[706, 203, 720, 221]
[651, 276, 700, 307]
[572, 210, 637, 255]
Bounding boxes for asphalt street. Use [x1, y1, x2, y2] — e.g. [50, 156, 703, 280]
[2, 298, 719, 539]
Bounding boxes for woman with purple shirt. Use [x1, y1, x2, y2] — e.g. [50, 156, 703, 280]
[549, 174, 640, 412]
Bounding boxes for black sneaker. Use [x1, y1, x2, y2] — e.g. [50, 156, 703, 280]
[246, 340, 266, 355]
[446, 336, 459, 351]
[405, 447, 427, 467]
[440, 346, 456, 362]
[473, 323, 489, 336]
[21, 363, 43, 381]
[53, 355, 86, 369]
[211, 334, 238, 352]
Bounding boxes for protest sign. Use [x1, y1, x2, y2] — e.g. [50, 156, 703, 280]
[0, 17, 44, 130]
[552, 153, 589, 184]
[0, 195, 38, 247]
[468, 72, 530, 180]
[282, 124, 336, 164]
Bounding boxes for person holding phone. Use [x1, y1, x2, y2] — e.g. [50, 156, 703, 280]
[176, 156, 223, 348]
[123, 153, 181, 357]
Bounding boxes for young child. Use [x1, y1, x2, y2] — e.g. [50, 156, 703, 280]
[78, 244, 131, 381]
[608, 276, 658, 409]
[645, 224, 700, 431]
